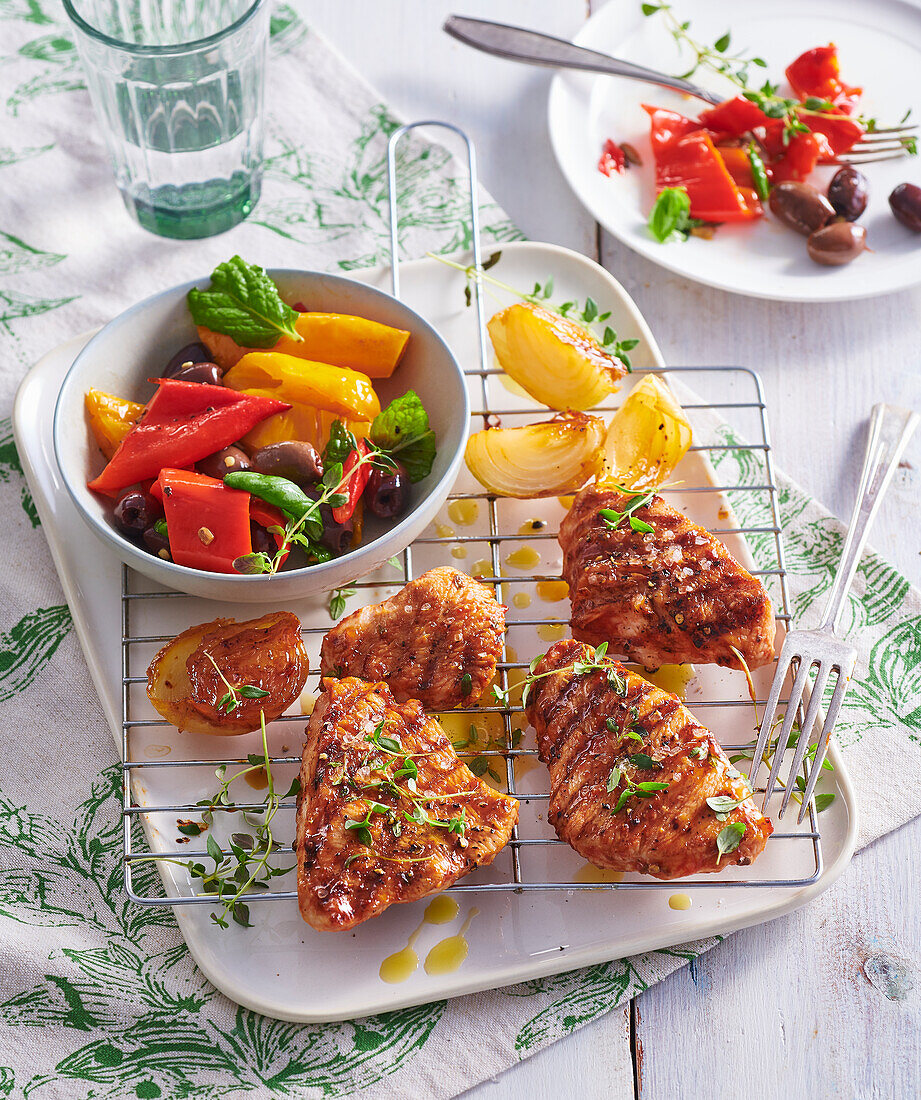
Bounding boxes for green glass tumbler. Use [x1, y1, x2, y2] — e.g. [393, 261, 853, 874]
[63, 0, 269, 239]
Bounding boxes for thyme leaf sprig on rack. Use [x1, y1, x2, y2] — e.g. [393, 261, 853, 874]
[429, 251, 640, 370]
[642, 2, 915, 151]
[144, 712, 299, 929]
[205, 653, 271, 715]
[328, 584, 357, 621]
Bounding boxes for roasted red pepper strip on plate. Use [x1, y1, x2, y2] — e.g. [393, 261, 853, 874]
[800, 109, 864, 157]
[598, 139, 626, 176]
[786, 44, 861, 112]
[157, 468, 252, 573]
[762, 126, 835, 183]
[698, 95, 770, 137]
[644, 106, 761, 221]
[332, 438, 372, 524]
[87, 378, 290, 493]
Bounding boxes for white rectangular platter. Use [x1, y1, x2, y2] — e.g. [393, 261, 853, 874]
[14, 241, 857, 1022]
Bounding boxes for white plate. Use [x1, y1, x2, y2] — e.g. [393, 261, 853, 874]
[549, 0, 921, 301]
[14, 241, 857, 1022]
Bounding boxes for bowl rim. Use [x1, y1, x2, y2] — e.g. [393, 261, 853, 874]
[52, 266, 470, 589]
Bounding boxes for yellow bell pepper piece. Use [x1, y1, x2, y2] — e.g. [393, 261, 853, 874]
[199, 312, 410, 379]
[223, 352, 381, 422]
[241, 406, 371, 454]
[85, 389, 145, 460]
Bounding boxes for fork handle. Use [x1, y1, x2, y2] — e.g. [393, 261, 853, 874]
[820, 403, 919, 634]
[443, 15, 720, 104]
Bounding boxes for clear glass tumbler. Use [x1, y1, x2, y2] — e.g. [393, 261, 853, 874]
[63, 0, 269, 239]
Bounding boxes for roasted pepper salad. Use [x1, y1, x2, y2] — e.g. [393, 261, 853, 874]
[85, 257, 438, 575]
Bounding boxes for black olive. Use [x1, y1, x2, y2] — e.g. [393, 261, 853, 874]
[142, 525, 170, 557]
[889, 182, 921, 232]
[366, 461, 408, 519]
[768, 182, 834, 236]
[198, 445, 251, 480]
[806, 222, 867, 266]
[319, 508, 355, 555]
[250, 441, 323, 484]
[170, 361, 223, 386]
[250, 521, 275, 557]
[164, 342, 212, 378]
[827, 166, 868, 221]
[114, 490, 159, 536]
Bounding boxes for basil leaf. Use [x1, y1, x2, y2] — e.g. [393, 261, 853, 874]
[187, 256, 301, 348]
[647, 187, 692, 243]
[239, 685, 270, 700]
[629, 516, 654, 534]
[716, 821, 747, 862]
[370, 390, 437, 483]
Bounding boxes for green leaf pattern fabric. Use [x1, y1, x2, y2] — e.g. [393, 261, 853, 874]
[0, 4, 918, 1098]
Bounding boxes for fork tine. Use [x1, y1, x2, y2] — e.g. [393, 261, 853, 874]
[777, 662, 831, 818]
[797, 660, 855, 824]
[839, 151, 911, 165]
[746, 637, 794, 789]
[857, 132, 918, 145]
[863, 123, 918, 135]
[761, 651, 813, 809]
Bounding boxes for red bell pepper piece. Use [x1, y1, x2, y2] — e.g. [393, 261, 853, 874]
[763, 127, 834, 183]
[158, 468, 252, 573]
[88, 379, 290, 493]
[644, 107, 760, 222]
[786, 44, 861, 112]
[598, 139, 626, 176]
[699, 96, 770, 138]
[250, 500, 290, 568]
[332, 439, 372, 524]
[800, 109, 864, 157]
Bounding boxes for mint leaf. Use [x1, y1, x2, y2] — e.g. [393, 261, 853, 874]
[187, 256, 302, 348]
[370, 390, 437, 483]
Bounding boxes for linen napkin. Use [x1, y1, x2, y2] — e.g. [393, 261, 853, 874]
[0, 7, 918, 1099]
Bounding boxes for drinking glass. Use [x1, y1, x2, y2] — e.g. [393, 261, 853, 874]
[63, 0, 269, 239]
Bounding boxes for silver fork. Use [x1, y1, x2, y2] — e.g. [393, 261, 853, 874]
[750, 404, 918, 824]
[444, 16, 918, 163]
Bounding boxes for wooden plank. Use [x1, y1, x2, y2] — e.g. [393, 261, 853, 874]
[460, 1006, 634, 1100]
[633, 815, 921, 1098]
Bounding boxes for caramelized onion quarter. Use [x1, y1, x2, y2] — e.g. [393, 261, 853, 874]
[602, 374, 692, 490]
[488, 302, 627, 411]
[465, 412, 605, 498]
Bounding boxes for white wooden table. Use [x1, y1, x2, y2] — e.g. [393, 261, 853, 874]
[309, 1, 921, 1094]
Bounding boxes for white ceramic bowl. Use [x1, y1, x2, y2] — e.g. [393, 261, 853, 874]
[53, 269, 469, 602]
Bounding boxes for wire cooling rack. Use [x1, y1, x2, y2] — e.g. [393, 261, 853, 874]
[121, 123, 823, 911]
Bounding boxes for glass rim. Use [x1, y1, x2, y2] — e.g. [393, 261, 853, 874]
[61, 0, 266, 55]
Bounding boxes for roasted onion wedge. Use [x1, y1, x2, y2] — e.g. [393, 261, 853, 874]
[488, 302, 627, 411]
[465, 412, 605, 498]
[147, 612, 308, 735]
[602, 374, 692, 490]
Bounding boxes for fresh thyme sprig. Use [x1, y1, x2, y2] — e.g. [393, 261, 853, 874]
[642, 2, 916, 152]
[598, 486, 656, 534]
[342, 722, 472, 850]
[493, 640, 628, 710]
[141, 713, 299, 929]
[204, 653, 271, 715]
[429, 251, 640, 371]
[233, 451, 384, 576]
